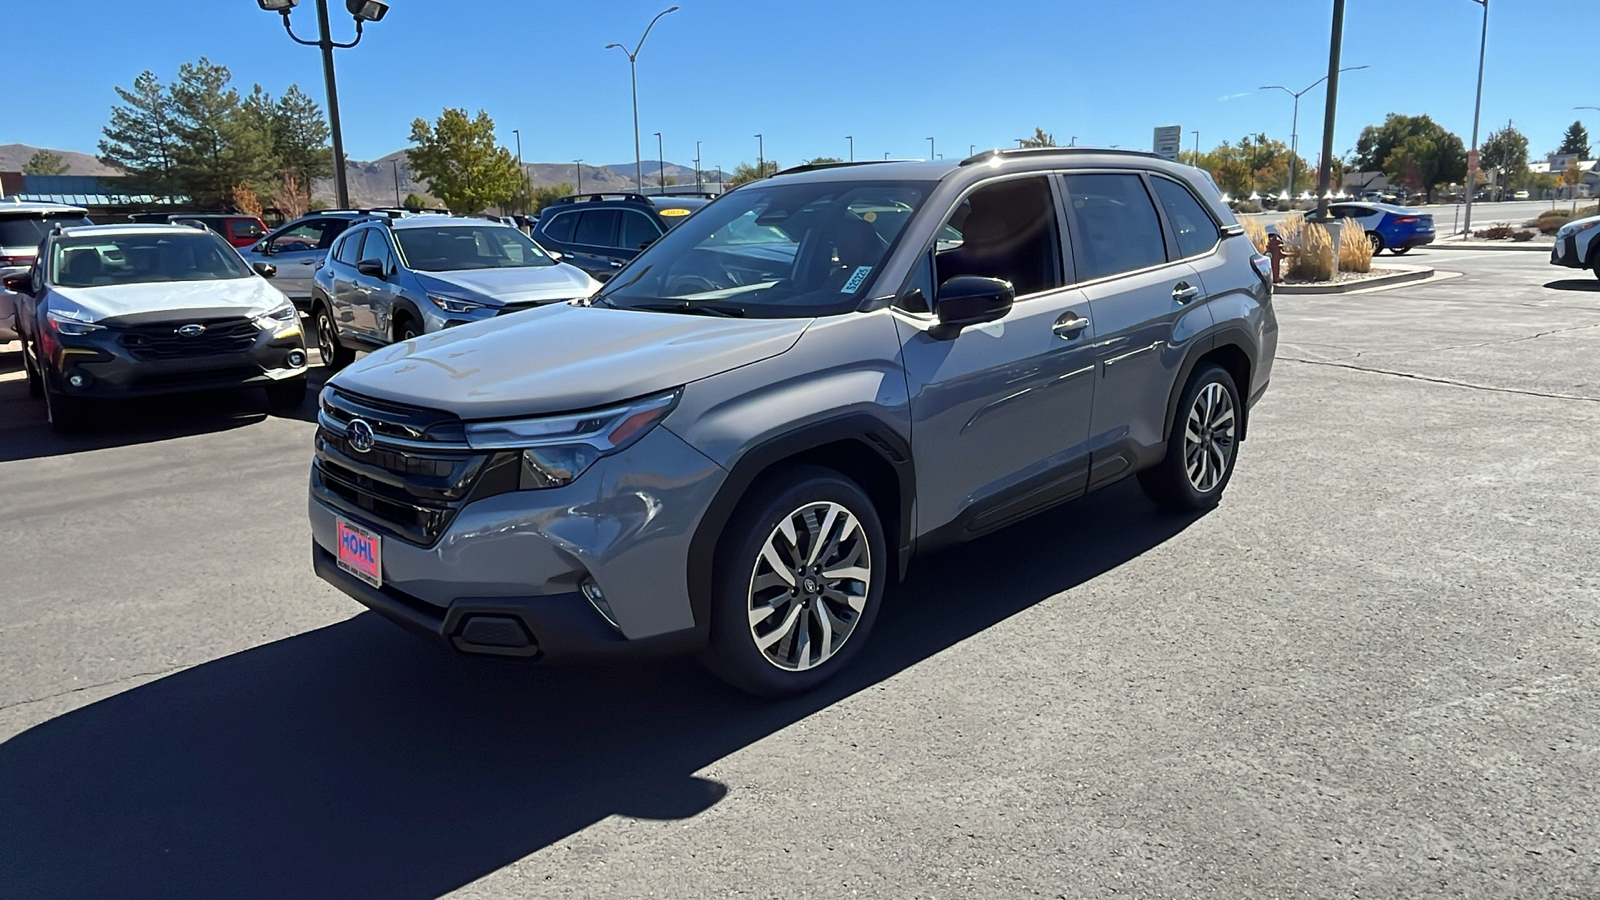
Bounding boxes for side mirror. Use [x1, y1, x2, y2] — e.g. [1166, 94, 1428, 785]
[255, 240, 272, 255]
[252, 261, 277, 279]
[930, 276, 1014, 340]
[2, 272, 31, 294]
[548, 250, 564, 261]
[356, 258, 386, 278]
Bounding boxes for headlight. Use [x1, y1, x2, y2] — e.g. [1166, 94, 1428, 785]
[464, 390, 680, 489]
[46, 308, 104, 335]
[428, 294, 489, 314]
[255, 301, 302, 336]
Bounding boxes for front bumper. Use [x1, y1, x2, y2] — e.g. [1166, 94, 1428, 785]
[308, 422, 728, 661]
[43, 323, 307, 399]
[1551, 235, 1585, 268]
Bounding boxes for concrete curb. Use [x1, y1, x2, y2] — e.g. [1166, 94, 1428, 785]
[1277, 264, 1434, 295]
[1426, 241, 1553, 253]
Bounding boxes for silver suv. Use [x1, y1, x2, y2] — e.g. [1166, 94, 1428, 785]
[308, 149, 1278, 696]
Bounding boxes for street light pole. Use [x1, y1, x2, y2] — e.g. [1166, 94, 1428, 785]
[1191, 130, 1200, 166]
[512, 128, 523, 215]
[695, 140, 702, 188]
[1261, 64, 1367, 201]
[1315, 0, 1347, 220]
[927, 136, 935, 160]
[392, 159, 400, 206]
[605, 5, 678, 195]
[574, 160, 583, 196]
[264, 0, 389, 210]
[846, 135, 853, 162]
[755, 133, 764, 178]
[1463, 0, 1488, 236]
[655, 132, 664, 194]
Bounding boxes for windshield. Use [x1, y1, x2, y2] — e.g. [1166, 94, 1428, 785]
[49, 232, 253, 287]
[393, 224, 556, 272]
[0, 213, 92, 249]
[599, 180, 935, 318]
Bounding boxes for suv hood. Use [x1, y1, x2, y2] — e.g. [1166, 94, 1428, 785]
[332, 302, 809, 419]
[49, 277, 291, 323]
[416, 264, 598, 307]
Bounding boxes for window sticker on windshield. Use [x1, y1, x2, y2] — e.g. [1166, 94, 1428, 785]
[841, 266, 872, 293]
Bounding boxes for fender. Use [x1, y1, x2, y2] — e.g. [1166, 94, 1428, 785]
[684, 413, 916, 633]
[1161, 324, 1260, 443]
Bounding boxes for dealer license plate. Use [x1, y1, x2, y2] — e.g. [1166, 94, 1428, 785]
[336, 518, 382, 588]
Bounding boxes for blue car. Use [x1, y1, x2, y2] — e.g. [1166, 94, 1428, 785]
[1325, 201, 1436, 255]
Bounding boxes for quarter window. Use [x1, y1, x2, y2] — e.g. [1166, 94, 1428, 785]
[1063, 173, 1168, 281]
[1151, 177, 1221, 259]
[619, 211, 662, 250]
[541, 211, 578, 243]
[574, 210, 619, 247]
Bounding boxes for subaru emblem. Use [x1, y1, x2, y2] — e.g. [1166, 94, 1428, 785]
[346, 418, 375, 454]
[177, 324, 206, 337]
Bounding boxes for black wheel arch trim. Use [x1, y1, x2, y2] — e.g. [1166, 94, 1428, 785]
[685, 414, 916, 634]
[1161, 326, 1259, 444]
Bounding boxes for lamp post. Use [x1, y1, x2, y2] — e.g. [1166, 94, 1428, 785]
[655, 132, 664, 194]
[969, 144, 975, 156]
[695, 140, 702, 188]
[1261, 63, 1368, 201]
[512, 128, 524, 215]
[755, 133, 764, 178]
[392, 159, 400, 206]
[846, 135, 853, 162]
[1462, 0, 1488, 235]
[258, 0, 389, 210]
[1191, 130, 1200, 166]
[605, 5, 678, 194]
[1314, 0, 1348, 221]
[927, 137, 935, 160]
[574, 159, 583, 196]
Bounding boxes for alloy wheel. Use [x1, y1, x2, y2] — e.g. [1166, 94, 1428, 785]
[1184, 381, 1236, 493]
[316, 312, 337, 363]
[746, 501, 871, 672]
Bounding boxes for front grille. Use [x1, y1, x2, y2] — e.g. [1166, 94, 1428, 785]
[132, 366, 259, 391]
[313, 387, 517, 546]
[117, 317, 260, 361]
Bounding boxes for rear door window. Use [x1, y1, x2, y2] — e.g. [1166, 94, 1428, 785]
[540, 211, 578, 243]
[229, 219, 264, 240]
[619, 210, 662, 250]
[574, 210, 620, 248]
[1062, 173, 1169, 282]
[1150, 177, 1221, 259]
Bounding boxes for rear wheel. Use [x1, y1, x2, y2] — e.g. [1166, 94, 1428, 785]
[22, 335, 43, 398]
[1367, 232, 1385, 254]
[703, 465, 887, 697]
[264, 375, 308, 409]
[1390, 245, 1411, 256]
[1138, 364, 1242, 512]
[314, 304, 354, 370]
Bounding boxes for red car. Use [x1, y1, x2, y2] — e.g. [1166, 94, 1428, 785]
[133, 213, 267, 248]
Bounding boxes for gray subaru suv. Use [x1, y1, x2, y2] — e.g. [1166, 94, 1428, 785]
[309, 149, 1278, 696]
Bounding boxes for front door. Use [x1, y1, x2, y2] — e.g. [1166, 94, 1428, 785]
[352, 230, 401, 339]
[898, 174, 1098, 539]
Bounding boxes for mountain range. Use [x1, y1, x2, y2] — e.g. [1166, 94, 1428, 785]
[2, 143, 730, 208]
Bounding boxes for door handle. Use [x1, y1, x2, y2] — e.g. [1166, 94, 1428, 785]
[1052, 313, 1089, 338]
[1172, 282, 1200, 304]
[609, 259, 624, 268]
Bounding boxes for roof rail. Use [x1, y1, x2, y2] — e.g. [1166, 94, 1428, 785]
[958, 147, 1170, 167]
[549, 193, 653, 206]
[773, 159, 922, 177]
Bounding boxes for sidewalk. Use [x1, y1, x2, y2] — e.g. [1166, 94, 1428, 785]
[1428, 234, 1553, 252]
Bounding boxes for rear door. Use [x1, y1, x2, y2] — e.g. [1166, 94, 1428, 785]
[352, 229, 400, 339]
[328, 229, 368, 336]
[1061, 171, 1212, 484]
[569, 210, 622, 278]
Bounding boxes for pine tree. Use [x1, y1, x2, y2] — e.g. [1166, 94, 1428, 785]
[23, 151, 69, 176]
[1559, 121, 1590, 159]
[168, 59, 275, 209]
[272, 86, 333, 208]
[98, 70, 180, 199]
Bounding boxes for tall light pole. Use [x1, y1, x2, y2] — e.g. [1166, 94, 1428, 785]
[512, 128, 524, 215]
[1315, 0, 1348, 220]
[1191, 130, 1200, 165]
[695, 140, 702, 188]
[1463, 0, 1489, 236]
[927, 137, 935, 160]
[260, 0, 389, 210]
[846, 135, 853, 162]
[574, 159, 583, 196]
[654, 132, 665, 194]
[755, 133, 764, 178]
[1261, 63, 1368, 200]
[392, 159, 400, 206]
[969, 143, 976, 156]
[605, 5, 678, 194]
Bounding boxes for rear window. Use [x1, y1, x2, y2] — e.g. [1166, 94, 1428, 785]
[229, 219, 264, 239]
[0, 213, 93, 248]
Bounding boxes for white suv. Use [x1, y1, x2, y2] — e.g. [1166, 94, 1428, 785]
[1550, 214, 1600, 279]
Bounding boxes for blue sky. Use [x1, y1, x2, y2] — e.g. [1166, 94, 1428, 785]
[6, 0, 1584, 169]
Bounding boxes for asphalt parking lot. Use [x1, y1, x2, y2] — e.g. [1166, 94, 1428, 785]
[1, 249, 1596, 899]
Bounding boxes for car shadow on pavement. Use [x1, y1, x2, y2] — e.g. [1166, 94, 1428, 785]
[0, 478, 1202, 900]
[0, 365, 330, 463]
[1543, 278, 1600, 292]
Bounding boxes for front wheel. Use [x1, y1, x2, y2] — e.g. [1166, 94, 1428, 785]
[1138, 364, 1242, 512]
[1390, 245, 1411, 256]
[703, 466, 887, 697]
[314, 305, 354, 370]
[43, 379, 93, 434]
[22, 335, 43, 398]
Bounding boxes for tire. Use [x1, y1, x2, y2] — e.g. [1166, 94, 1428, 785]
[43, 378, 93, 434]
[1367, 232, 1385, 254]
[313, 304, 354, 370]
[702, 465, 888, 697]
[22, 336, 43, 398]
[264, 375, 308, 409]
[1390, 245, 1411, 256]
[394, 317, 419, 343]
[1138, 364, 1242, 512]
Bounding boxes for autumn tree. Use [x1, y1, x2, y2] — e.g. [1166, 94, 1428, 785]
[405, 108, 521, 214]
[23, 151, 69, 176]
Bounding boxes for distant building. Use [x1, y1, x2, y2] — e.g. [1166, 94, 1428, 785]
[0, 173, 166, 220]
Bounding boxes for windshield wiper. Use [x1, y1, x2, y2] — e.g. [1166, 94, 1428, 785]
[623, 300, 746, 318]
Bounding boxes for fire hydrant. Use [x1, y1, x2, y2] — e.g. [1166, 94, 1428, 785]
[1267, 233, 1285, 284]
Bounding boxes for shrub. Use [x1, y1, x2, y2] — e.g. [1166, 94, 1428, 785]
[1242, 216, 1269, 254]
[1337, 217, 1373, 273]
[1512, 229, 1536, 242]
[1234, 200, 1262, 214]
[1294, 223, 1335, 281]
[1537, 209, 1572, 221]
[1530, 216, 1570, 234]
[1475, 225, 1514, 240]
